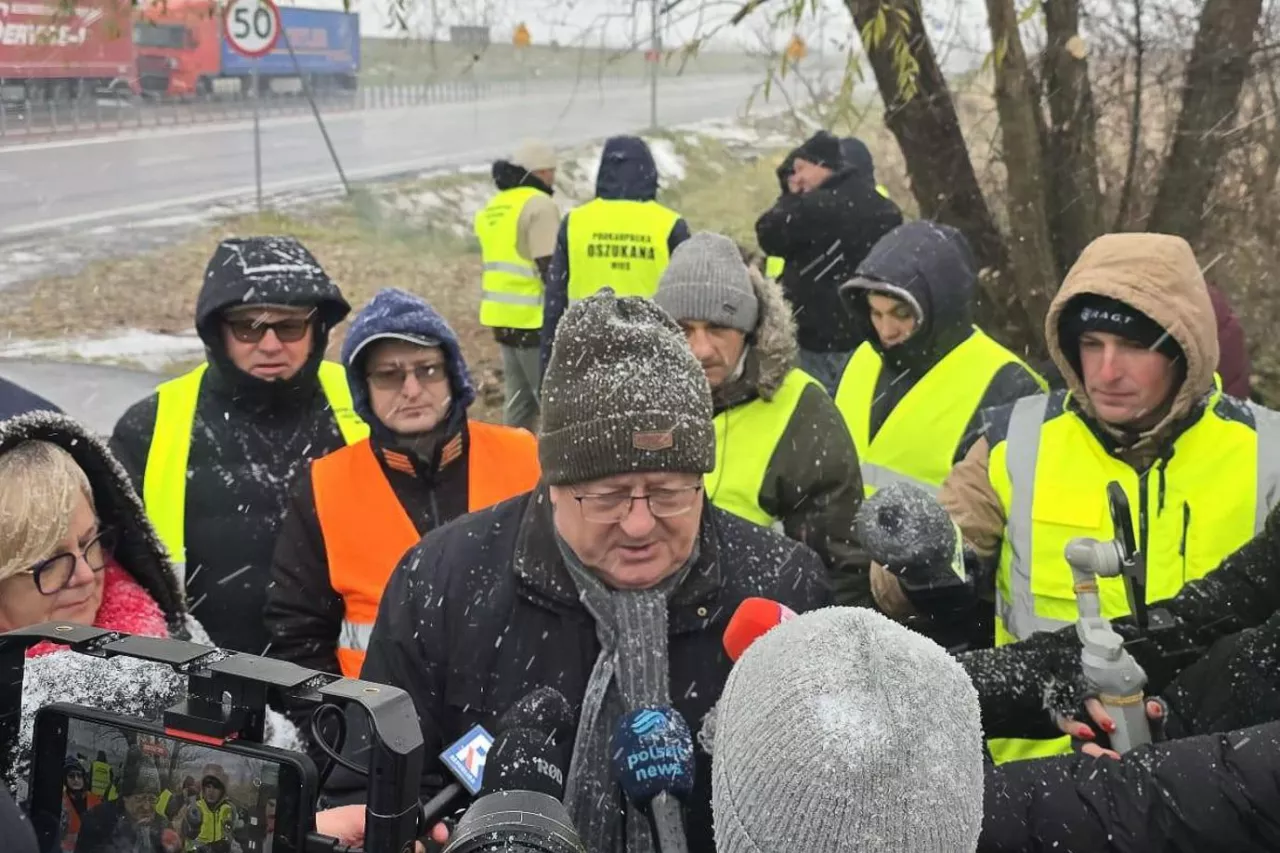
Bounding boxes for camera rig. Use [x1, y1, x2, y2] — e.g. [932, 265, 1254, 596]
[0, 622, 424, 853]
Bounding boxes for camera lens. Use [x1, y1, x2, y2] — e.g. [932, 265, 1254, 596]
[443, 790, 585, 853]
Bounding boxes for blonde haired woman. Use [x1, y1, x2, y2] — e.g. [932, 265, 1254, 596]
[0, 412, 298, 800]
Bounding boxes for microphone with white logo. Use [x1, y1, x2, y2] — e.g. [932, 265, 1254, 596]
[610, 706, 696, 853]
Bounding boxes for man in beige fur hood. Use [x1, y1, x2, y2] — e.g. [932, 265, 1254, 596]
[653, 231, 868, 606]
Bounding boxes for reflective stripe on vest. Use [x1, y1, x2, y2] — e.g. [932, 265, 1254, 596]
[142, 361, 368, 582]
[706, 369, 820, 526]
[834, 331, 1044, 499]
[992, 392, 1280, 646]
[566, 198, 679, 302]
[475, 186, 546, 330]
[315, 423, 542, 677]
[764, 256, 785, 279]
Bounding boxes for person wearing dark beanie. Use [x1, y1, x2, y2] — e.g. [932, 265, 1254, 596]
[319, 288, 831, 853]
[756, 131, 903, 392]
[864, 231, 1280, 770]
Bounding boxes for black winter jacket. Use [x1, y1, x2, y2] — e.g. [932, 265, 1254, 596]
[755, 165, 902, 353]
[842, 220, 1044, 462]
[109, 238, 354, 655]
[324, 490, 832, 853]
[540, 135, 691, 371]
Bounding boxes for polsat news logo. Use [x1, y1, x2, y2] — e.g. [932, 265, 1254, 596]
[441, 725, 494, 795]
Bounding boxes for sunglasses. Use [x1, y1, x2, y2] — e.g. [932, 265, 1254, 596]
[366, 363, 448, 391]
[224, 311, 316, 344]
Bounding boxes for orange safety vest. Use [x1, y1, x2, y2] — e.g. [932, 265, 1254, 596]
[313, 422, 542, 677]
[62, 791, 101, 851]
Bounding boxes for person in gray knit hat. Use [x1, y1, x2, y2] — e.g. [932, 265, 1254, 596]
[653, 233, 870, 607]
[319, 288, 831, 853]
[712, 606, 984, 853]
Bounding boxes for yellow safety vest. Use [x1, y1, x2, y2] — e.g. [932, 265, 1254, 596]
[834, 330, 1043, 498]
[765, 184, 890, 281]
[474, 186, 546, 330]
[191, 799, 234, 845]
[986, 390, 1280, 763]
[90, 761, 113, 799]
[142, 361, 368, 577]
[706, 369, 820, 526]
[566, 198, 680, 302]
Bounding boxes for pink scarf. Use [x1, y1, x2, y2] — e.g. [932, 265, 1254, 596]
[27, 560, 171, 658]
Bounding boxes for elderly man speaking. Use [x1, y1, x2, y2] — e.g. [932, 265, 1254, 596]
[323, 290, 830, 853]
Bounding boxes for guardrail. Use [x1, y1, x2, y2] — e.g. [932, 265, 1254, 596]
[0, 71, 756, 142]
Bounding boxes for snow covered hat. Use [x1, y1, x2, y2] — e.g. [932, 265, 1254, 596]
[539, 289, 714, 485]
[712, 607, 984, 853]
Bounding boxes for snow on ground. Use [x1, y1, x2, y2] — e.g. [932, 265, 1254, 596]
[0, 329, 205, 372]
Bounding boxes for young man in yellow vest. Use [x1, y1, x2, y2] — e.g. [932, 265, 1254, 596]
[109, 237, 368, 655]
[538, 134, 690, 372]
[653, 233, 871, 606]
[474, 140, 562, 431]
[834, 220, 1045, 502]
[866, 232, 1280, 763]
[265, 288, 540, 681]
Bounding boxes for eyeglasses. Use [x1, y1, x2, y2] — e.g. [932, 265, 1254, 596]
[224, 312, 315, 344]
[366, 363, 448, 391]
[572, 485, 704, 524]
[19, 528, 116, 595]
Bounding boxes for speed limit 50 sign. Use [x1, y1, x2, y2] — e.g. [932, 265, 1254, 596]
[224, 0, 282, 58]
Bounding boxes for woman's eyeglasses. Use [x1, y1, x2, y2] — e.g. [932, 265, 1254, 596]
[20, 529, 116, 595]
[224, 313, 315, 344]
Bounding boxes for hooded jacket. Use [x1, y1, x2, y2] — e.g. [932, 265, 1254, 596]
[265, 288, 539, 681]
[539, 136, 691, 371]
[487, 161, 561, 348]
[322, 490, 832, 853]
[0, 377, 60, 422]
[755, 148, 902, 354]
[0, 414, 299, 798]
[940, 233, 1226, 561]
[842, 220, 1044, 458]
[706, 269, 870, 606]
[1206, 281, 1252, 400]
[109, 237, 355, 655]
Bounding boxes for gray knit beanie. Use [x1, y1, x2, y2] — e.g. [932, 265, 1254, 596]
[712, 607, 984, 853]
[652, 232, 759, 334]
[539, 289, 714, 485]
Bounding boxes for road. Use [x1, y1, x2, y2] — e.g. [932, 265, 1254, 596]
[0, 75, 766, 238]
[0, 360, 160, 435]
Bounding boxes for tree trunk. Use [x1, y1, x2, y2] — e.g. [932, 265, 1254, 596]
[984, 0, 1059, 331]
[1041, 0, 1104, 269]
[843, 0, 1040, 351]
[1147, 0, 1264, 243]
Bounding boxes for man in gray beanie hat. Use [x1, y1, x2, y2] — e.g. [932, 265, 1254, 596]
[320, 289, 831, 853]
[712, 606, 984, 853]
[654, 232, 869, 608]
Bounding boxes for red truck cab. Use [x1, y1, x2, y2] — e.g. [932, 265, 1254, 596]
[133, 0, 220, 97]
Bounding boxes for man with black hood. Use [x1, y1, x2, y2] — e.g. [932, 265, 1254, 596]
[755, 130, 902, 393]
[475, 140, 562, 430]
[110, 237, 369, 654]
[265, 287, 540, 681]
[539, 134, 690, 371]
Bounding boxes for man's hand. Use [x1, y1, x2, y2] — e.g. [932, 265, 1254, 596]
[870, 561, 918, 619]
[786, 172, 805, 194]
[313, 804, 445, 852]
[1057, 697, 1166, 760]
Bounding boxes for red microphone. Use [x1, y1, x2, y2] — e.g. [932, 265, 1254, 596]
[723, 597, 798, 662]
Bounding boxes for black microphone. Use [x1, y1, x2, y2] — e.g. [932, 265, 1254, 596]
[480, 727, 567, 798]
[610, 707, 695, 853]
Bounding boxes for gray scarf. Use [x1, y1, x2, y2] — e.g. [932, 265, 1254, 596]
[558, 535, 696, 853]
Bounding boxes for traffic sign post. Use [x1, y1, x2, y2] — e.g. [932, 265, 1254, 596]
[222, 0, 350, 210]
[224, 0, 280, 211]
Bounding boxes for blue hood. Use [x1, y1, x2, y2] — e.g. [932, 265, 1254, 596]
[595, 135, 659, 201]
[340, 288, 476, 435]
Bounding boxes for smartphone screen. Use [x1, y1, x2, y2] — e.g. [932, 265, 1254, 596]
[30, 704, 315, 853]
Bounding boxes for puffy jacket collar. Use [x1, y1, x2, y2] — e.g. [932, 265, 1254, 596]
[595, 136, 659, 202]
[713, 268, 799, 411]
[842, 220, 977, 375]
[340, 288, 476, 444]
[0, 413, 185, 627]
[1047, 233, 1218, 452]
[492, 160, 554, 196]
[512, 489, 723, 629]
